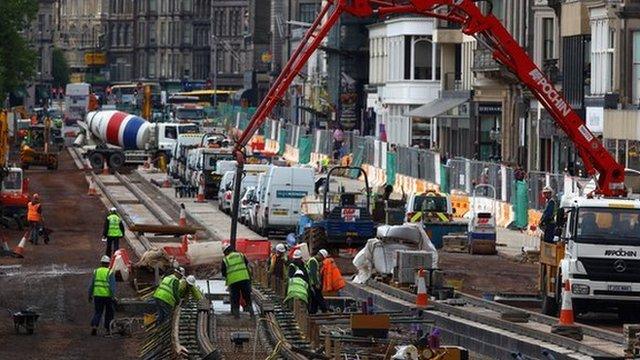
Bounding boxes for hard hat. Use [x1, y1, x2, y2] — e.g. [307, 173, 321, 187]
[100, 255, 110, 263]
[110, 207, 117, 212]
[223, 243, 232, 253]
[275, 244, 286, 253]
[175, 267, 186, 276]
[542, 186, 554, 193]
[294, 269, 304, 276]
[293, 249, 302, 259]
[318, 249, 329, 258]
[186, 275, 196, 286]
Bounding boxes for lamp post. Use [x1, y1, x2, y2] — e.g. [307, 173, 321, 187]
[211, 34, 218, 108]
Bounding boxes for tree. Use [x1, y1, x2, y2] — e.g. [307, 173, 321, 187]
[52, 48, 70, 88]
[0, 0, 38, 105]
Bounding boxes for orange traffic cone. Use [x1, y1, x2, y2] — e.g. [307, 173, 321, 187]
[195, 179, 206, 203]
[162, 175, 172, 188]
[415, 268, 429, 308]
[551, 280, 583, 340]
[102, 161, 110, 175]
[87, 178, 99, 196]
[178, 204, 187, 227]
[13, 233, 27, 258]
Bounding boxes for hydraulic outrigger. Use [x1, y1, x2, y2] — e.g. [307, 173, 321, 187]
[228, 0, 626, 247]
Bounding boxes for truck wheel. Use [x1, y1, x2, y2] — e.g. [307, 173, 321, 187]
[302, 227, 328, 255]
[108, 152, 126, 170]
[88, 152, 105, 169]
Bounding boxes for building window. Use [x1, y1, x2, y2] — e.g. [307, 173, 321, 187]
[404, 36, 439, 81]
[299, 3, 317, 24]
[149, 23, 156, 44]
[542, 18, 554, 60]
[183, 24, 191, 45]
[633, 31, 640, 104]
[150, 0, 157, 12]
[590, 16, 613, 95]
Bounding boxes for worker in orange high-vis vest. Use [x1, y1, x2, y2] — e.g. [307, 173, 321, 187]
[27, 193, 44, 245]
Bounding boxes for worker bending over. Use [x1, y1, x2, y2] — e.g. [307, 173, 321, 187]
[307, 249, 329, 314]
[222, 244, 255, 318]
[285, 269, 310, 308]
[102, 207, 124, 257]
[287, 249, 310, 283]
[89, 255, 116, 336]
[153, 267, 185, 324]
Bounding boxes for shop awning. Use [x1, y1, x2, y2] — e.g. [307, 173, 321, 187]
[405, 96, 468, 118]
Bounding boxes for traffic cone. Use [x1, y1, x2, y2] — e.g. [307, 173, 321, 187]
[195, 179, 205, 203]
[13, 233, 27, 258]
[102, 161, 110, 175]
[87, 178, 99, 196]
[551, 280, 583, 340]
[415, 268, 429, 308]
[178, 204, 187, 227]
[162, 175, 172, 188]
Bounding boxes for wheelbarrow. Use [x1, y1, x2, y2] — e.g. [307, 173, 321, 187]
[13, 309, 40, 334]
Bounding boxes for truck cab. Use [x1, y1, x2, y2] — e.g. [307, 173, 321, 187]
[540, 195, 640, 318]
[173, 105, 205, 126]
[1, 167, 29, 226]
[191, 148, 234, 199]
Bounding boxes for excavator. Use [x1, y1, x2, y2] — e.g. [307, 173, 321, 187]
[1, 110, 30, 230]
[226, 0, 639, 326]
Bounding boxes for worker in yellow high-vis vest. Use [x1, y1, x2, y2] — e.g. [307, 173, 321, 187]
[88, 255, 116, 336]
[153, 267, 185, 324]
[221, 244, 254, 318]
[102, 207, 124, 257]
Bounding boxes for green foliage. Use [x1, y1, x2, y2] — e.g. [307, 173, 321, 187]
[0, 0, 38, 104]
[52, 48, 70, 88]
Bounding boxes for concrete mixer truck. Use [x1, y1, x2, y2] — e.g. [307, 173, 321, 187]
[75, 110, 198, 171]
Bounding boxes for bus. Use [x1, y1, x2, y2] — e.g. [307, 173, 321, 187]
[175, 90, 235, 107]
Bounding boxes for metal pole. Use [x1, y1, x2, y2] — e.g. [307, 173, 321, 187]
[213, 35, 218, 109]
[229, 160, 244, 248]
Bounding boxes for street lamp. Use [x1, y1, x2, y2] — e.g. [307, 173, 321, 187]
[210, 34, 218, 108]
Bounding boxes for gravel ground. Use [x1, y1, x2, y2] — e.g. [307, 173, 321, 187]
[0, 151, 141, 360]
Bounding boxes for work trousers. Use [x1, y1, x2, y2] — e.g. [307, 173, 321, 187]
[308, 286, 328, 314]
[106, 237, 120, 257]
[229, 280, 254, 318]
[91, 296, 115, 330]
[29, 221, 42, 244]
[155, 298, 173, 324]
[542, 224, 556, 243]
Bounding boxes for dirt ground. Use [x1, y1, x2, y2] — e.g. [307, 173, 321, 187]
[0, 151, 141, 360]
[438, 252, 539, 297]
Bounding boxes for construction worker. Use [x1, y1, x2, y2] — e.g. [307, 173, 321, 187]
[268, 243, 287, 295]
[182, 275, 204, 302]
[153, 267, 185, 324]
[288, 249, 309, 283]
[102, 207, 124, 257]
[307, 249, 329, 314]
[540, 186, 558, 243]
[89, 255, 116, 336]
[27, 193, 43, 245]
[321, 252, 346, 294]
[285, 269, 310, 307]
[221, 244, 255, 318]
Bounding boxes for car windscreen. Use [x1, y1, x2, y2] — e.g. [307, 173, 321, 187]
[2, 171, 22, 191]
[413, 195, 448, 212]
[176, 109, 204, 120]
[576, 207, 640, 245]
[204, 154, 234, 170]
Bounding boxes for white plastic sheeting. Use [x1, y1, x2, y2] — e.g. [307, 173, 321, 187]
[352, 223, 438, 284]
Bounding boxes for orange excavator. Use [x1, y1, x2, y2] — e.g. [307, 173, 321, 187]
[1, 110, 30, 230]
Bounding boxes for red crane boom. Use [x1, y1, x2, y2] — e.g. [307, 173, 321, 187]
[228, 0, 626, 246]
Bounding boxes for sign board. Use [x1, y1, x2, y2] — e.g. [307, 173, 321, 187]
[275, 190, 308, 198]
[84, 52, 107, 66]
[341, 208, 360, 222]
[586, 106, 604, 133]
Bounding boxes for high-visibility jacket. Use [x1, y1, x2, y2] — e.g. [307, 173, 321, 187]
[285, 277, 309, 304]
[321, 258, 346, 293]
[106, 214, 124, 237]
[153, 274, 180, 308]
[92, 267, 112, 298]
[27, 202, 41, 222]
[223, 252, 250, 286]
[306, 257, 321, 287]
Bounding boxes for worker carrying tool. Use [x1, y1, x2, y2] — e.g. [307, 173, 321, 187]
[153, 267, 185, 324]
[27, 193, 44, 245]
[287, 249, 310, 283]
[307, 249, 329, 314]
[285, 269, 310, 306]
[540, 186, 558, 243]
[102, 207, 124, 257]
[221, 244, 255, 318]
[89, 255, 116, 336]
[268, 243, 288, 295]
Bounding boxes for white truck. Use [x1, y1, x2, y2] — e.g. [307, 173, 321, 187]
[541, 195, 640, 318]
[64, 83, 90, 125]
[186, 148, 234, 199]
[169, 133, 206, 179]
[75, 110, 198, 170]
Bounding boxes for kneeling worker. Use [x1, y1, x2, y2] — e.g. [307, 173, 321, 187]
[222, 244, 255, 318]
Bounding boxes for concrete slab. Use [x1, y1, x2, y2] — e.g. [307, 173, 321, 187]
[137, 171, 265, 242]
[106, 185, 139, 202]
[120, 204, 162, 225]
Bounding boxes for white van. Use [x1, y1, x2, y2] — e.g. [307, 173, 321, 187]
[169, 133, 204, 179]
[248, 173, 266, 229]
[218, 164, 270, 211]
[254, 166, 315, 236]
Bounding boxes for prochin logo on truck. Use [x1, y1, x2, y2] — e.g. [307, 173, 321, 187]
[604, 249, 638, 257]
[529, 69, 572, 118]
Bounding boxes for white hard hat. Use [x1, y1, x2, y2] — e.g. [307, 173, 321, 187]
[101, 255, 110, 263]
[293, 249, 302, 259]
[275, 244, 286, 253]
[318, 249, 329, 258]
[186, 275, 196, 286]
[223, 243, 232, 252]
[175, 267, 186, 276]
[109, 207, 117, 212]
[542, 186, 554, 193]
[294, 269, 304, 276]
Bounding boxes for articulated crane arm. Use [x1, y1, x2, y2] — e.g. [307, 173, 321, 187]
[228, 0, 626, 247]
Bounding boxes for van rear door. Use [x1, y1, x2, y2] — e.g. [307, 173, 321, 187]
[269, 168, 313, 228]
